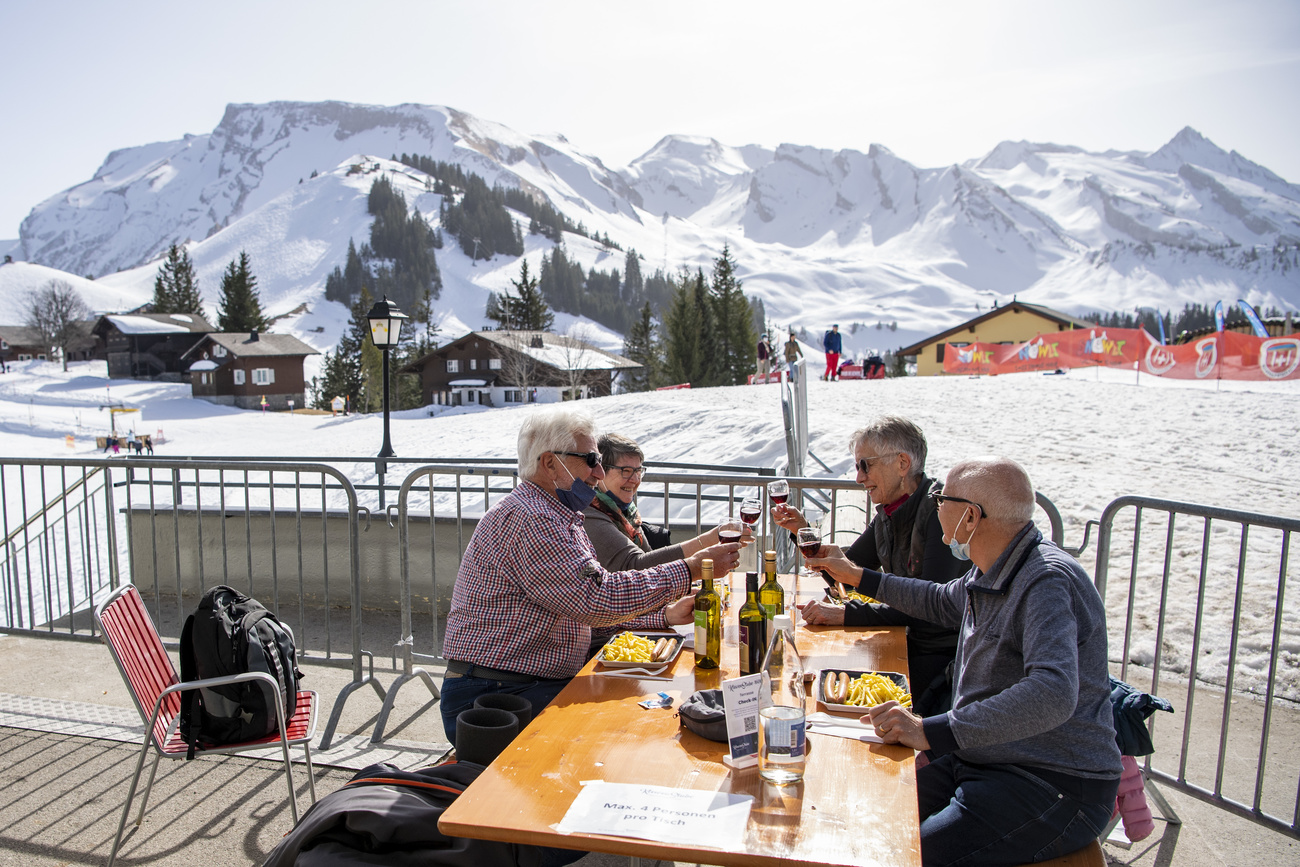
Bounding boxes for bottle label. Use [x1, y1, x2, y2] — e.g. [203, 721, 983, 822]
[738, 624, 752, 673]
[762, 716, 806, 761]
[694, 610, 706, 653]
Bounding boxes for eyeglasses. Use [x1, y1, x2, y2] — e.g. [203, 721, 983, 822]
[606, 464, 647, 480]
[929, 490, 987, 517]
[554, 451, 600, 468]
[855, 453, 898, 474]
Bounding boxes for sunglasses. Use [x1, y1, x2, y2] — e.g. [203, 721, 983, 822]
[555, 451, 601, 468]
[605, 464, 648, 480]
[855, 452, 898, 475]
[929, 490, 987, 518]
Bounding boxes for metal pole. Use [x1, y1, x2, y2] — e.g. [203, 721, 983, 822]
[377, 345, 394, 510]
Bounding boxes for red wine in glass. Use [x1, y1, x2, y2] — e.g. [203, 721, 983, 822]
[798, 539, 821, 557]
[718, 531, 742, 543]
[740, 505, 760, 525]
[770, 493, 788, 506]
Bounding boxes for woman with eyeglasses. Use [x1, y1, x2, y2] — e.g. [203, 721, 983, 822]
[585, 433, 750, 572]
[773, 415, 967, 716]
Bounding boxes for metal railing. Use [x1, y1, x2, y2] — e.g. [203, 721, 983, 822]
[1095, 495, 1300, 839]
[4, 453, 1296, 841]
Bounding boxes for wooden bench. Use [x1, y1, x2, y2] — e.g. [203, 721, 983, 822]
[1022, 839, 1104, 867]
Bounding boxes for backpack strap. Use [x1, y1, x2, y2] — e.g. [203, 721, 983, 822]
[178, 613, 200, 761]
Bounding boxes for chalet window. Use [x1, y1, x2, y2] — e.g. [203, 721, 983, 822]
[469, 359, 477, 370]
[213, 345, 227, 357]
[234, 369, 246, 385]
[504, 390, 521, 403]
[935, 344, 945, 363]
[200, 372, 211, 385]
[447, 359, 460, 373]
[18, 354, 32, 361]
[467, 390, 476, 404]
[253, 368, 275, 385]
[0, 339, 7, 349]
[488, 358, 502, 370]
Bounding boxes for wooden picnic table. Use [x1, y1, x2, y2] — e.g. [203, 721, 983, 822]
[439, 573, 921, 867]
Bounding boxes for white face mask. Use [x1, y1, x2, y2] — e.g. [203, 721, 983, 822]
[945, 506, 974, 561]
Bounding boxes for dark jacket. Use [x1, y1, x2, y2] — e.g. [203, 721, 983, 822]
[823, 329, 843, 354]
[841, 476, 966, 654]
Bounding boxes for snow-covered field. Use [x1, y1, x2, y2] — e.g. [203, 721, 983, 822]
[0, 359, 1296, 700]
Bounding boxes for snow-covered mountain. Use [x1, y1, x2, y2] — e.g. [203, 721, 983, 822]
[7, 101, 1299, 370]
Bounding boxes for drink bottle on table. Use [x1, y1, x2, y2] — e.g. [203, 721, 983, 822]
[759, 613, 806, 784]
[693, 559, 721, 669]
[759, 549, 784, 619]
[738, 571, 766, 676]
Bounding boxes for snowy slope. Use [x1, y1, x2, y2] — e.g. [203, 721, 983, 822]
[8, 102, 1300, 365]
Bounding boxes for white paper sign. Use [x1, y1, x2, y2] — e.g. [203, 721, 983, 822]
[556, 781, 753, 848]
[721, 674, 764, 765]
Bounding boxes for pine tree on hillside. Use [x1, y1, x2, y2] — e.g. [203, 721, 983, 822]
[709, 245, 755, 385]
[662, 270, 715, 386]
[509, 260, 554, 332]
[151, 244, 204, 316]
[623, 249, 644, 305]
[621, 302, 660, 392]
[216, 251, 270, 333]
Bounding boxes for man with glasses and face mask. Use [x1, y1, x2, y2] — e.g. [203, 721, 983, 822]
[804, 457, 1120, 867]
[439, 408, 742, 742]
[774, 415, 966, 715]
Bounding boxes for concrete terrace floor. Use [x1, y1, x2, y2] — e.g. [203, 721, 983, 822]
[0, 633, 1295, 867]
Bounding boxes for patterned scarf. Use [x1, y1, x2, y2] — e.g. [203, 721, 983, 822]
[593, 489, 648, 549]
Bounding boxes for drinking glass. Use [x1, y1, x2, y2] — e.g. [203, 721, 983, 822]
[739, 497, 762, 527]
[758, 705, 806, 784]
[717, 517, 744, 545]
[767, 479, 789, 507]
[796, 527, 821, 559]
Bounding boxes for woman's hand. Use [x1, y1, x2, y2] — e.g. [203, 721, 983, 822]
[770, 503, 808, 533]
[803, 544, 862, 586]
[687, 541, 741, 578]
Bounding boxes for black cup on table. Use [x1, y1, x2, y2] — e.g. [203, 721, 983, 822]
[455, 707, 520, 765]
[473, 692, 534, 729]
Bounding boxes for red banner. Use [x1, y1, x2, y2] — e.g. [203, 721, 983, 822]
[944, 329, 1300, 381]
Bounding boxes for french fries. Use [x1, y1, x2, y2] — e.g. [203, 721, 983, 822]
[602, 632, 678, 663]
[822, 670, 912, 708]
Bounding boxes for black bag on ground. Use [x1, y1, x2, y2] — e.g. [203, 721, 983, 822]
[261, 761, 549, 867]
[179, 584, 302, 758]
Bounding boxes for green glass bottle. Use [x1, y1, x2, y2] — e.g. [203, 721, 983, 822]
[759, 549, 784, 620]
[693, 559, 721, 669]
[738, 571, 767, 676]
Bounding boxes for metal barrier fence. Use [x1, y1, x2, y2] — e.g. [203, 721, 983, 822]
[4, 454, 1297, 839]
[1095, 496, 1300, 839]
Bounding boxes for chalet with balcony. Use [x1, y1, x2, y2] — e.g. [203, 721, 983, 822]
[92, 313, 215, 381]
[182, 331, 320, 411]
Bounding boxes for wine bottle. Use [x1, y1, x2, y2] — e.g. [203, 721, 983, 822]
[759, 549, 784, 620]
[693, 559, 721, 669]
[738, 571, 767, 675]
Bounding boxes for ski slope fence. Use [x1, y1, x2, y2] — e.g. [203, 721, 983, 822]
[0, 455, 1295, 837]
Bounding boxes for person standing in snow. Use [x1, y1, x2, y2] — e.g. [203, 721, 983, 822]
[756, 333, 772, 381]
[823, 323, 843, 381]
[783, 332, 803, 373]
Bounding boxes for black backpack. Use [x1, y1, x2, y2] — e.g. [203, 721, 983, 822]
[261, 761, 547, 867]
[179, 585, 302, 759]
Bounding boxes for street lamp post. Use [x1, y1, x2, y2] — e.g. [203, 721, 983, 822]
[367, 296, 408, 508]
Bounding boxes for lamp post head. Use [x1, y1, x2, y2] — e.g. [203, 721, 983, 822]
[367, 296, 409, 349]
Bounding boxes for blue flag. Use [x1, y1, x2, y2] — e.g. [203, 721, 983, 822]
[1214, 301, 1226, 332]
[1156, 313, 1167, 346]
[1237, 300, 1269, 338]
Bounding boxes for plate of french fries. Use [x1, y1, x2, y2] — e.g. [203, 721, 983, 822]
[817, 669, 911, 713]
[596, 631, 684, 668]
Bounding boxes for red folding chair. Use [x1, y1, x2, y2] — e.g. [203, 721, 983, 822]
[95, 584, 318, 867]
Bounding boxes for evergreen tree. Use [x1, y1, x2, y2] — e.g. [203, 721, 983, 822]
[216, 251, 269, 333]
[621, 302, 660, 392]
[623, 248, 644, 305]
[708, 245, 754, 385]
[509, 260, 554, 331]
[151, 244, 203, 316]
[662, 270, 714, 386]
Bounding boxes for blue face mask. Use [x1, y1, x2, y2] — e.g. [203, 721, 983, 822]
[946, 506, 973, 561]
[554, 459, 598, 512]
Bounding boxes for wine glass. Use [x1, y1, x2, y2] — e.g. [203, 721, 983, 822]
[717, 517, 743, 604]
[767, 479, 789, 507]
[796, 527, 821, 559]
[739, 496, 762, 527]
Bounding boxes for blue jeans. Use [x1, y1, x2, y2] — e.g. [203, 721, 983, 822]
[439, 672, 571, 744]
[917, 755, 1117, 866]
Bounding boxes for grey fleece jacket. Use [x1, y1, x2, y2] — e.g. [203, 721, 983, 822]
[859, 522, 1121, 780]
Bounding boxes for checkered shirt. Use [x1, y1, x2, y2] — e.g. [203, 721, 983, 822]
[441, 479, 690, 679]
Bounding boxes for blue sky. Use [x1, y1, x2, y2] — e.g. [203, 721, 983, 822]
[2, 0, 1297, 239]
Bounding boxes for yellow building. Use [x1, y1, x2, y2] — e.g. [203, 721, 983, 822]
[897, 301, 1092, 376]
